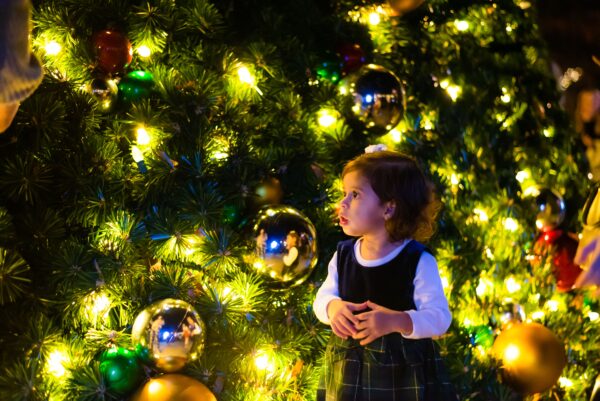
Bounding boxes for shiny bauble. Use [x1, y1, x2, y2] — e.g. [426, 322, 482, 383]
[132, 298, 206, 373]
[531, 187, 566, 232]
[253, 177, 283, 207]
[118, 70, 155, 102]
[89, 78, 118, 110]
[315, 58, 342, 84]
[250, 205, 318, 288]
[92, 30, 133, 75]
[491, 323, 566, 394]
[341, 64, 404, 130]
[98, 347, 144, 395]
[131, 374, 217, 401]
[534, 230, 583, 292]
[387, 0, 426, 16]
[336, 43, 366, 75]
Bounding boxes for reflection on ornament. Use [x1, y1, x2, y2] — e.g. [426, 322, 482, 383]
[132, 298, 205, 373]
[492, 323, 566, 394]
[341, 64, 404, 130]
[131, 374, 216, 401]
[250, 205, 318, 288]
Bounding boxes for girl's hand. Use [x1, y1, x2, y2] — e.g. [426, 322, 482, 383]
[353, 300, 413, 345]
[327, 299, 368, 339]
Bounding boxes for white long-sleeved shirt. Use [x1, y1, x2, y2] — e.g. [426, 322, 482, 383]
[313, 239, 452, 339]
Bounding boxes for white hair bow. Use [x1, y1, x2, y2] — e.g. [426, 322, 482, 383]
[364, 144, 388, 153]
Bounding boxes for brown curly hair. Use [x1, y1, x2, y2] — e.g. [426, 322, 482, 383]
[342, 150, 441, 242]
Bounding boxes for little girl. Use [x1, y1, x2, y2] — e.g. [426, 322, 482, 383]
[313, 146, 457, 401]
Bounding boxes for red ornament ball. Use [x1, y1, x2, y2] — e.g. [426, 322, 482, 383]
[534, 229, 583, 292]
[93, 30, 133, 75]
[336, 43, 366, 75]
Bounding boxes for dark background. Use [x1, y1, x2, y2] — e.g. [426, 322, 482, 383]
[537, 0, 600, 115]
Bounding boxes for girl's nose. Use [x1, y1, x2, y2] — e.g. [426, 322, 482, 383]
[339, 194, 350, 209]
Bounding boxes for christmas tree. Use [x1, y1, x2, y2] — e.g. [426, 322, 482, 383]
[0, 0, 598, 400]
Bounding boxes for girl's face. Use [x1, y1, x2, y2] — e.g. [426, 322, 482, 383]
[338, 171, 389, 237]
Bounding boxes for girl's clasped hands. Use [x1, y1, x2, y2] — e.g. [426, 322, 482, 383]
[327, 299, 412, 345]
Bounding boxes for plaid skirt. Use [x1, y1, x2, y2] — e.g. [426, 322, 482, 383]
[323, 333, 458, 401]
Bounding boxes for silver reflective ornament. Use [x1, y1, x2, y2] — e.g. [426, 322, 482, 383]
[131, 298, 205, 373]
[534, 187, 566, 232]
[250, 205, 318, 288]
[89, 78, 118, 110]
[341, 64, 404, 130]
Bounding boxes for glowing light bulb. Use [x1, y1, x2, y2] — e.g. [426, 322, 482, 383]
[546, 300, 559, 311]
[454, 20, 469, 31]
[137, 45, 151, 58]
[473, 208, 489, 222]
[136, 126, 151, 145]
[450, 173, 460, 185]
[445, 84, 462, 101]
[505, 276, 521, 293]
[131, 146, 144, 162]
[237, 65, 262, 95]
[543, 127, 554, 137]
[588, 311, 599, 321]
[515, 170, 530, 183]
[238, 65, 255, 85]
[317, 109, 338, 127]
[45, 40, 62, 56]
[503, 218, 518, 232]
[91, 293, 111, 316]
[501, 94, 511, 103]
[254, 351, 275, 375]
[368, 12, 381, 25]
[558, 377, 573, 388]
[47, 349, 69, 378]
[531, 310, 544, 320]
[389, 126, 403, 143]
[476, 277, 492, 297]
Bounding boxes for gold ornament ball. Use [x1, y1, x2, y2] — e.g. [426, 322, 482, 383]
[491, 322, 566, 394]
[131, 374, 216, 401]
[132, 299, 206, 373]
[388, 0, 426, 16]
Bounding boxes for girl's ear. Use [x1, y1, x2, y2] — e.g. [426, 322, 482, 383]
[384, 200, 396, 219]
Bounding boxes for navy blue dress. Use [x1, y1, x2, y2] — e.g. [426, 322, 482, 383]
[323, 239, 458, 401]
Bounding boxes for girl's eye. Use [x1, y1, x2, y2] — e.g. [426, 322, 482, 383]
[352, 191, 359, 199]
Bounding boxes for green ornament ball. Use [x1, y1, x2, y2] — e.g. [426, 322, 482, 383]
[99, 347, 144, 395]
[315, 59, 342, 84]
[118, 70, 155, 102]
[471, 325, 494, 348]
